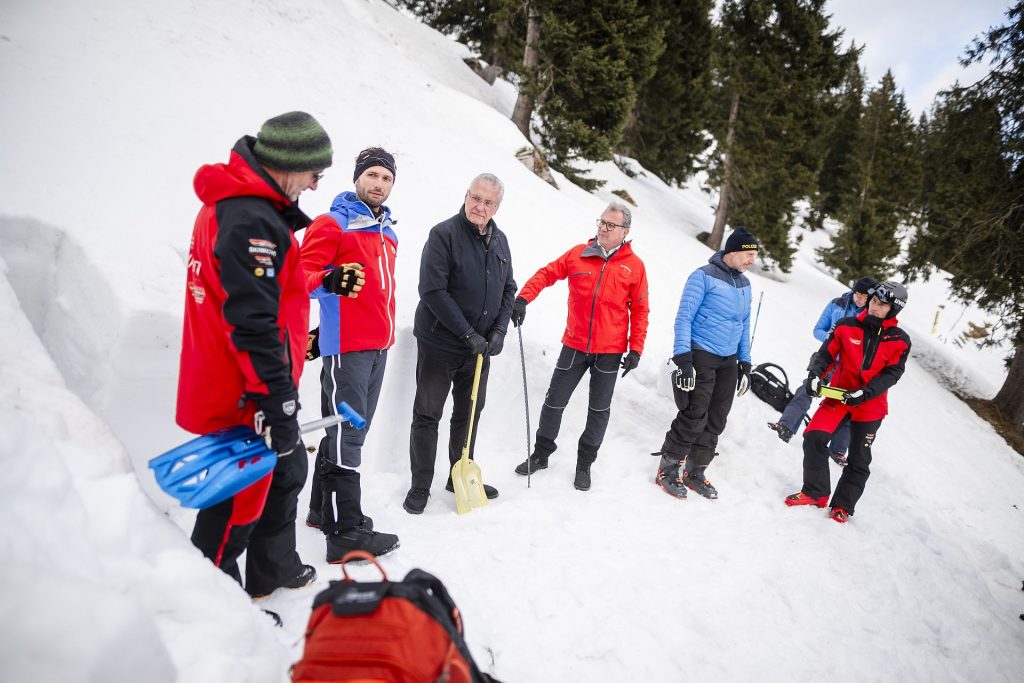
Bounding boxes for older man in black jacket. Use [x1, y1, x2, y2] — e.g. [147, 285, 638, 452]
[403, 173, 517, 514]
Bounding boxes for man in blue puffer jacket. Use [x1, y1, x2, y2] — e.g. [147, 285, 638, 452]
[767, 276, 876, 464]
[654, 227, 759, 500]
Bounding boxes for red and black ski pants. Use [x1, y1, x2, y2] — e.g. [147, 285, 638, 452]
[190, 440, 307, 597]
[802, 400, 883, 514]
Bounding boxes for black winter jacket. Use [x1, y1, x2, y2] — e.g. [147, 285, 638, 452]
[413, 206, 516, 353]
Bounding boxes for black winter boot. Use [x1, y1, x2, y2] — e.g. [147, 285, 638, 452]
[326, 525, 399, 562]
[574, 462, 592, 491]
[515, 452, 549, 475]
[655, 453, 687, 499]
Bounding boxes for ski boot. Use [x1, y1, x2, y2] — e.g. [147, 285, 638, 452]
[768, 422, 794, 443]
[784, 492, 828, 507]
[684, 467, 718, 499]
[654, 453, 687, 499]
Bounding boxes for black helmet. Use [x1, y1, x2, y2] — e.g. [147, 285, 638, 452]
[871, 281, 908, 319]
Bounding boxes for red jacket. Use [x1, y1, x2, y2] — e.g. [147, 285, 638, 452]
[299, 192, 397, 355]
[814, 310, 911, 420]
[518, 239, 649, 355]
[176, 137, 310, 435]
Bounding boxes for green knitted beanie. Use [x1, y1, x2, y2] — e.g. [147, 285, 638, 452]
[253, 111, 333, 172]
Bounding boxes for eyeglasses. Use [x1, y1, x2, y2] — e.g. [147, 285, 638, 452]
[467, 194, 498, 209]
[596, 219, 626, 231]
[312, 171, 325, 183]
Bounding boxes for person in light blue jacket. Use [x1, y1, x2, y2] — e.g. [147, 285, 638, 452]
[768, 276, 875, 464]
[654, 227, 759, 500]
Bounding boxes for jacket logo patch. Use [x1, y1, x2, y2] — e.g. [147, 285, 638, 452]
[249, 239, 276, 250]
[249, 245, 277, 257]
[189, 283, 206, 303]
[851, 339, 861, 345]
[619, 264, 632, 274]
[282, 400, 297, 416]
[254, 255, 274, 266]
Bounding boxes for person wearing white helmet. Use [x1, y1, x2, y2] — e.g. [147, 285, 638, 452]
[784, 281, 911, 523]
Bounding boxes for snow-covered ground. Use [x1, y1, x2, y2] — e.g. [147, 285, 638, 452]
[1, 1, 1022, 681]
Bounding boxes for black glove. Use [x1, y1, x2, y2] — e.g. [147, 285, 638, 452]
[487, 329, 506, 356]
[256, 390, 301, 456]
[323, 262, 366, 297]
[842, 389, 870, 406]
[737, 361, 752, 396]
[620, 350, 640, 377]
[672, 353, 696, 391]
[804, 374, 821, 397]
[511, 297, 528, 327]
[305, 326, 320, 361]
[462, 329, 488, 356]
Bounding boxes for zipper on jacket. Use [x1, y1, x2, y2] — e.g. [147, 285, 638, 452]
[585, 261, 609, 354]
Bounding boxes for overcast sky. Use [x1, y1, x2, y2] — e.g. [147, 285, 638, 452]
[826, 0, 1013, 115]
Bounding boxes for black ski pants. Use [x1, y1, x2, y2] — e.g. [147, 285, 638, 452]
[802, 418, 882, 514]
[661, 350, 738, 472]
[190, 441, 307, 597]
[408, 341, 490, 490]
[533, 345, 621, 464]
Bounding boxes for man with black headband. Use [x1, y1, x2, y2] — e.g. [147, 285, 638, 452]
[300, 146, 400, 559]
[785, 281, 911, 523]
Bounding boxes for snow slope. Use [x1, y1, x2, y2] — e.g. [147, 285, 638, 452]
[1, 0, 1022, 680]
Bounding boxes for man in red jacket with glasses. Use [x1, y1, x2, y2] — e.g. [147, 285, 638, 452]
[510, 202, 650, 491]
[177, 111, 331, 602]
[785, 281, 912, 523]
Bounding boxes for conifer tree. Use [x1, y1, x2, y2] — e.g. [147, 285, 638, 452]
[403, 0, 664, 190]
[532, 0, 664, 188]
[707, 0, 849, 271]
[903, 1, 1024, 425]
[619, 0, 714, 184]
[806, 53, 864, 230]
[819, 71, 921, 282]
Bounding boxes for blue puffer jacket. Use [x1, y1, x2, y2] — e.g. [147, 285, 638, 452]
[673, 251, 751, 362]
[812, 291, 863, 342]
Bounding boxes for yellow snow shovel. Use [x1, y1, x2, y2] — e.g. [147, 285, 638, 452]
[451, 353, 489, 515]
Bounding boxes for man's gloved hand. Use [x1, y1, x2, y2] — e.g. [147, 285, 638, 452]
[672, 353, 696, 391]
[737, 361, 752, 396]
[842, 389, 869, 406]
[305, 326, 320, 361]
[620, 350, 640, 377]
[462, 329, 488, 356]
[323, 262, 366, 298]
[804, 374, 821, 397]
[487, 329, 506, 356]
[511, 297, 528, 328]
[256, 390, 301, 456]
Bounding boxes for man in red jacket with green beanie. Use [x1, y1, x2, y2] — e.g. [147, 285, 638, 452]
[511, 201, 650, 491]
[177, 111, 331, 603]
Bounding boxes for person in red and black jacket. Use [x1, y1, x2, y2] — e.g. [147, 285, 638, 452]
[299, 147, 400, 561]
[177, 111, 332, 599]
[785, 281, 912, 523]
[509, 202, 649, 492]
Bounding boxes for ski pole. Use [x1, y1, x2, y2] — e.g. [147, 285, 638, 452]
[749, 291, 764, 355]
[518, 325, 532, 488]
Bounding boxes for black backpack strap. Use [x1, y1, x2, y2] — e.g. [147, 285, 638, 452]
[754, 362, 789, 389]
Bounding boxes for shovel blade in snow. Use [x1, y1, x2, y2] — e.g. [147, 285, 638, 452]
[451, 459, 488, 515]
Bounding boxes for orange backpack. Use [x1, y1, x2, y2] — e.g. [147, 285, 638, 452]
[291, 551, 500, 683]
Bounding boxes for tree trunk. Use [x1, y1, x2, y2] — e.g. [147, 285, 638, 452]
[709, 91, 740, 251]
[994, 341, 1024, 428]
[511, 2, 541, 140]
